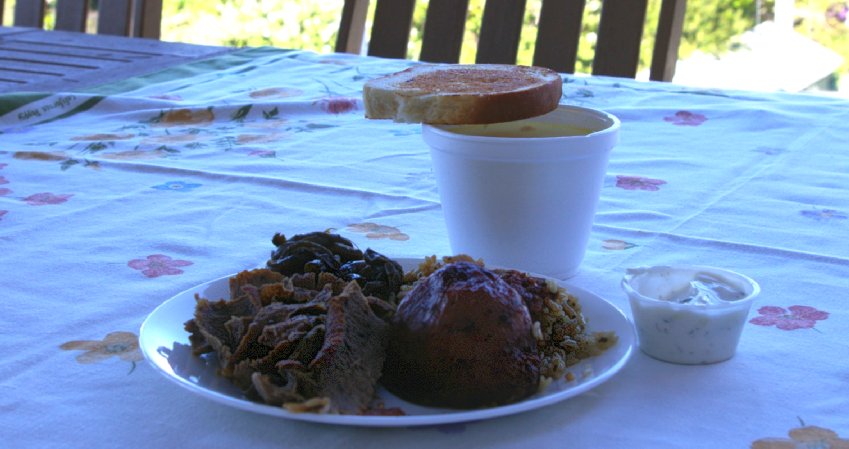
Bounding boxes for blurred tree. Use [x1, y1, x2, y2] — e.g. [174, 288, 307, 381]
[161, 0, 344, 51]
[157, 0, 847, 86]
[676, 0, 764, 58]
[794, 0, 848, 84]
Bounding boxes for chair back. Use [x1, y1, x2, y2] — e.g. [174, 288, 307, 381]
[336, 0, 687, 81]
[3, 0, 162, 38]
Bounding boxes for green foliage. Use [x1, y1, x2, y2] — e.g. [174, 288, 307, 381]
[162, 0, 344, 51]
[153, 0, 843, 83]
[678, 0, 764, 58]
[794, 0, 849, 77]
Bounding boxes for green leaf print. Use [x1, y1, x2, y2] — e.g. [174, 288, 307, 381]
[216, 136, 237, 151]
[263, 107, 279, 119]
[143, 110, 167, 124]
[304, 123, 335, 130]
[154, 145, 180, 153]
[84, 142, 112, 152]
[231, 105, 252, 122]
[60, 159, 80, 170]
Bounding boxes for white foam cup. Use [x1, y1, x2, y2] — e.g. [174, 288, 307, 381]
[422, 105, 620, 278]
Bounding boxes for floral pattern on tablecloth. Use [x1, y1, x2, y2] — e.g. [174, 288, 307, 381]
[23, 192, 73, 206]
[60, 332, 143, 368]
[749, 306, 830, 331]
[347, 222, 410, 241]
[752, 424, 849, 449]
[664, 110, 707, 126]
[1, 46, 847, 449]
[602, 239, 638, 250]
[151, 181, 202, 192]
[616, 175, 667, 191]
[127, 255, 193, 278]
[800, 208, 847, 222]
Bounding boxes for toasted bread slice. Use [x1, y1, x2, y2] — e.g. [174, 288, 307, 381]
[363, 64, 562, 124]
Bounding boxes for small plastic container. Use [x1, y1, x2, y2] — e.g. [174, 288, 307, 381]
[422, 105, 620, 279]
[622, 265, 760, 365]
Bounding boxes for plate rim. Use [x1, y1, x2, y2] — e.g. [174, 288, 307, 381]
[139, 258, 635, 427]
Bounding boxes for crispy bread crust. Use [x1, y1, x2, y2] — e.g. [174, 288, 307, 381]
[363, 64, 562, 124]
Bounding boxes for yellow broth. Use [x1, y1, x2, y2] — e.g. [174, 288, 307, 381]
[445, 121, 593, 138]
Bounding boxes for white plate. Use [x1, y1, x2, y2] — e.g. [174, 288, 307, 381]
[139, 258, 635, 427]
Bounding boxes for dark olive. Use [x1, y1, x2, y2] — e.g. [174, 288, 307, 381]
[339, 249, 403, 302]
[268, 232, 403, 302]
[267, 240, 339, 276]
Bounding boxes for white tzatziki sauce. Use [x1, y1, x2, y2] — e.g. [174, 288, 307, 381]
[622, 266, 759, 365]
[650, 272, 746, 304]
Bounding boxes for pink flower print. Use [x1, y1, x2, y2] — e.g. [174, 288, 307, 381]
[0, 176, 8, 184]
[0, 210, 7, 220]
[248, 149, 276, 158]
[800, 208, 847, 222]
[754, 146, 784, 156]
[664, 110, 707, 126]
[602, 239, 637, 250]
[749, 305, 829, 330]
[149, 94, 183, 101]
[616, 175, 667, 191]
[24, 192, 73, 206]
[0, 163, 7, 169]
[0, 188, 10, 196]
[315, 97, 358, 114]
[128, 254, 193, 278]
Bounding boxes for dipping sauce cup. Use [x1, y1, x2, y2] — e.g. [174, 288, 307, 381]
[622, 265, 761, 365]
[422, 105, 620, 279]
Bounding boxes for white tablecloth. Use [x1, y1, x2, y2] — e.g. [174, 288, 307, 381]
[1, 47, 847, 448]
